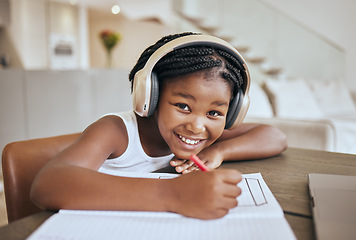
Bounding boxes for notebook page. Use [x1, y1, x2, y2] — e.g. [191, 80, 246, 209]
[229, 173, 285, 218]
[27, 173, 296, 240]
[58, 173, 283, 219]
[27, 211, 295, 240]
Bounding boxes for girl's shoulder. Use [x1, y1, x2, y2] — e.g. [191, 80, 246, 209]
[99, 112, 135, 129]
[81, 113, 130, 158]
[99, 112, 138, 137]
[90, 113, 126, 133]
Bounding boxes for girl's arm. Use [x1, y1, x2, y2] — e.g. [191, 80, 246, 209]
[215, 123, 288, 161]
[30, 115, 242, 219]
[171, 123, 287, 173]
[30, 115, 137, 210]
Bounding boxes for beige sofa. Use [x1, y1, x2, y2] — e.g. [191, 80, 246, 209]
[246, 117, 336, 152]
[245, 78, 356, 154]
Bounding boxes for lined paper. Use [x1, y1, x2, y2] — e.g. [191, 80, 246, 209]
[27, 173, 296, 240]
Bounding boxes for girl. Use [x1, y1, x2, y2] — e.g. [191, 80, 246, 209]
[31, 32, 287, 220]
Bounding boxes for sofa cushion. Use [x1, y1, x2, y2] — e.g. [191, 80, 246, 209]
[262, 78, 323, 119]
[246, 82, 274, 118]
[307, 80, 356, 116]
[245, 117, 336, 152]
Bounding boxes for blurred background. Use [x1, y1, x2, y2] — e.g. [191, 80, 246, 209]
[1, 0, 356, 154]
[1, 0, 355, 82]
[1, 0, 356, 226]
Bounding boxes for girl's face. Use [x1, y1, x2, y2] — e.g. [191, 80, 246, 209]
[156, 71, 232, 159]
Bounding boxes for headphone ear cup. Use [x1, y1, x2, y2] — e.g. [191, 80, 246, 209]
[225, 88, 243, 129]
[146, 72, 159, 117]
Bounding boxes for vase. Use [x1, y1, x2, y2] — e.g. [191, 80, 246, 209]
[106, 50, 113, 68]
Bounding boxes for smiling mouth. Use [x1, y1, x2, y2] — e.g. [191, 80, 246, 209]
[178, 134, 202, 145]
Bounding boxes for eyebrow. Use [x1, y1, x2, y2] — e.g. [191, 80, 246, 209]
[172, 92, 195, 100]
[213, 101, 229, 107]
[172, 92, 229, 107]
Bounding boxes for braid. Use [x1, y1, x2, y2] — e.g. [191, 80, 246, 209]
[129, 32, 245, 97]
[217, 50, 244, 88]
[154, 47, 222, 79]
[128, 32, 197, 90]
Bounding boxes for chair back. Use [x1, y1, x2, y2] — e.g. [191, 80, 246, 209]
[1, 133, 80, 223]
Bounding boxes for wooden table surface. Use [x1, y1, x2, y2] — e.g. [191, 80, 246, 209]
[220, 147, 356, 240]
[1, 147, 355, 240]
[220, 148, 356, 217]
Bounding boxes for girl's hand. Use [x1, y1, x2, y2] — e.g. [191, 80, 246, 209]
[168, 169, 242, 219]
[170, 146, 224, 174]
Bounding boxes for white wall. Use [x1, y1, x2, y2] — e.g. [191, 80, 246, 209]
[0, 69, 133, 153]
[7, 0, 48, 69]
[3, 0, 175, 70]
[88, 9, 174, 69]
[260, 0, 356, 90]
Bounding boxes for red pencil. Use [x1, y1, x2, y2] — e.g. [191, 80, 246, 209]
[189, 154, 209, 172]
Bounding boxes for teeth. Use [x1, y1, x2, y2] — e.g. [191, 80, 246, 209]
[179, 135, 200, 145]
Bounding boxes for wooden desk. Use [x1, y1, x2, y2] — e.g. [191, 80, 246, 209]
[1, 148, 355, 240]
[220, 148, 356, 239]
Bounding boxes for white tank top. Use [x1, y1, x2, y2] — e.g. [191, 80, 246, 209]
[98, 111, 174, 175]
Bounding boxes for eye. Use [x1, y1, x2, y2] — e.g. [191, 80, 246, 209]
[175, 103, 190, 111]
[207, 110, 221, 117]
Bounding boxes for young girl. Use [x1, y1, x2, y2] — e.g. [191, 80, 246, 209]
[31, 32, 287, 220]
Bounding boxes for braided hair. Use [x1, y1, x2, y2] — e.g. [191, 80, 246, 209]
[128, 32, 244, 98]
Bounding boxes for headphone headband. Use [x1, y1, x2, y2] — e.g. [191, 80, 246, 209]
[132, 34, 251, 129]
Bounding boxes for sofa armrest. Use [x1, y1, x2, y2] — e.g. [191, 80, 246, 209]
[245, 117, 336, 152]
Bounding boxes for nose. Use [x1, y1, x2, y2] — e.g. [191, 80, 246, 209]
[185, 115, 206, 134]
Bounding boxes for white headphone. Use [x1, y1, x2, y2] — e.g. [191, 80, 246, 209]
[132, 35, 250, 129]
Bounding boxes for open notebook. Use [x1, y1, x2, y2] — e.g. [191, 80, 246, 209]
[28, 172, 296, 240]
